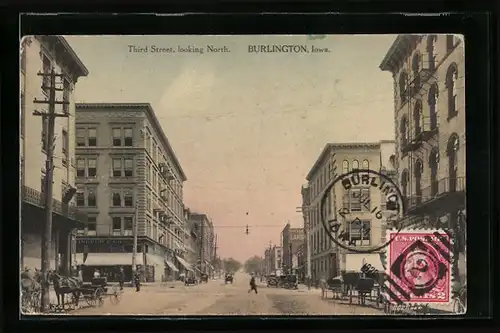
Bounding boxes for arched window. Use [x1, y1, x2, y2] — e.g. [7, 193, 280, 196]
[414, 159, 423, 203]
[429, 147, 439, 197]
[342, 160, 349, 174]
[362, 159, 369, 170]
[400, 116, 409, 149]
[401, 169, 409, 198]
[447, 133, 460, 192]
[428, 83, 439, 130]
[352, 160, 359, 170]
[399, 71, 408, 105]
[411, 53, 421, 91]
[446, 64, 459, 118]
[413, 100, 423, 137]
[426, 35, 437, 70]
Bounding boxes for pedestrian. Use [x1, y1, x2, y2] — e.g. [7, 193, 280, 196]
[118, 266, 125, 291]
[134, 271, 141, 292]
[248, 272, 258, 294]
[93, 268, 100, 278]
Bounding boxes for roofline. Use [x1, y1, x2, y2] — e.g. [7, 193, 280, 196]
[306, 141, 389, 180]
[379, 35, 405, 72]
[75, 103, 187, 181]
[55, 36, 89, 77]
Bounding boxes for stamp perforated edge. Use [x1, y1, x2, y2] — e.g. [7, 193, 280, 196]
[384, 229, 454, 306]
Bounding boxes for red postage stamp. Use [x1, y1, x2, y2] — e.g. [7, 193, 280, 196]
[385, 230, 453, 304]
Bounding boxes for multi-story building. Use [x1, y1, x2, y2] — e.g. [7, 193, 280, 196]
[281, 223, 304, 273]
[20, 36, 89, 275]
[304, 141, 395, 282]
[380, 34, 466, 283]
[296, 243, 306, 281]
[188, 213, 216, 276]
[184, 208, 200, 278]
[73, 103, 189, 282]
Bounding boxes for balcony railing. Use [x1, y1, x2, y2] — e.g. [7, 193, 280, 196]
[406, 177, 466, 212]
[22, 185, 87, 223]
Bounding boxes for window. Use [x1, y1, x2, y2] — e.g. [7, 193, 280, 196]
[111, 189, 134, 207]
[76, 158, 97, 178]
[146, 161, 151, 183]
[87, 158, 97, 177]
[427, 35, 437, 71]
[62, 130, 69, 165]
[76, 128, 97, 147]
[446, 64, 459, 118]
[124, 217, 134, 236]
[428, 83, 439, 130]
[76, 159, 85, 177]
[42, 55, 51, 95]
[87, 217, 97, 235]
[414, 101, 422, 136]
[362, 160, 369, 170]
[20, 93, 25, 137]
[124, 158, 133, 176]
[349, 220, 371, 246]
[399, 71, 408, 105]
[62, 79, 70, 114]
[112, 217, 122, 235]
[112, 158, 122, 177]
[343, 188, 370, 212]
[411, 53, 421, 91]
[112, 128, 133, 147]
[342, 160, 349, 174]
[76, 188, 97, 207]
[352, 160, 359, 170]
[400, 116, 408, 149]
[41, 117, 48, 152]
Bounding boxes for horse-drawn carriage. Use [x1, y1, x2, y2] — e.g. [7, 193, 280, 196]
[281, 274, 299, 290]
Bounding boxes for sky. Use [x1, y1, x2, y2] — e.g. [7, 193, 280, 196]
[65, 35, 397, 263]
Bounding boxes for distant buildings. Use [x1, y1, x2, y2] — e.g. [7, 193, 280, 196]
[303, 141, 395, 282]
[20, 36, 89, 275]
[188, 212, 216, 277]
[264, 245, 282, 275]
[380, 34, 466, 283]
[281, 223, 304, 273]
[73, 102, 189, 282]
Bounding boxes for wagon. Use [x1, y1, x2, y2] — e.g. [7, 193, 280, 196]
[77, 277, 123, 307]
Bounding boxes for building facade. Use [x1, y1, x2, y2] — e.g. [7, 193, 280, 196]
[304, 142, 395, 282]
[188, 213, 216, 276]
[281, 223, 304, 273]
[73, 103, 189, 282]
[20, 36, 89, 275]
[380, 34, 466, 283]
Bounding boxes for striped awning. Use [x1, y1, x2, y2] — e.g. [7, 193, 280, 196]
[175, 256, 193, 271]
[165, 259, 179, 272]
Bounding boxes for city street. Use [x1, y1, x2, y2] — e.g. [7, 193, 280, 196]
[72, 273, 384, 315]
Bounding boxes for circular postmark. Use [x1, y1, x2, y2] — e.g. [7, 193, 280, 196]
[320, 169, 406, 253]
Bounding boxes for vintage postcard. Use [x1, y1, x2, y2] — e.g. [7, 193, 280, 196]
[20, 34, 466, 316]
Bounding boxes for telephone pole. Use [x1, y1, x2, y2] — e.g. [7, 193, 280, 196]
[33, 67, 70, 312]
[213, 234, 218, 277]
[200, 219, 205, 274]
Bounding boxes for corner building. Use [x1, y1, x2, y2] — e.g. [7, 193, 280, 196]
[74, 103, 189, 282]
[380, 34, 466, 283]
[20, 36, 89, 275]
[304, 142, 395, 283]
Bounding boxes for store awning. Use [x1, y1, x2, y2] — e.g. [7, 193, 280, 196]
[174, 240, 187, 253]
[77, 253, 143, 266]
[205, 260, 215, 270]
[175, 256, 193, 271]
[344, 253, 384, 272]
[165, 259, 179, 272]
[145, 254, 163, 266]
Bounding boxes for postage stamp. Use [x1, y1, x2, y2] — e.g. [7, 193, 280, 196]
[384, 230, 453, 305]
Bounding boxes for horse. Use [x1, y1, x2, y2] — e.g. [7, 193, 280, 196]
[48, 271, 83, 309]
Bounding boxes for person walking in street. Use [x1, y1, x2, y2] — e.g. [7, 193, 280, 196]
[118, 266, 125, 291]
[133, 271, 141, 292]
[248, 272, 258, 294]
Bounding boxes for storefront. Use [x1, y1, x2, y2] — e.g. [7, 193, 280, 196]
[175, 255, 194, 279]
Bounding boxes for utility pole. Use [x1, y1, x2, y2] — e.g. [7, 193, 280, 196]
[213, 234, 218, 278]
[200, 219, 205, 275]
[33, 67, 69, 312]
[132, 203, 139, 276]
[296, 205, 312, 290]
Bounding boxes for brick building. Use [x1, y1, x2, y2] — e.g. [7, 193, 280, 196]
[379, 34, 466, 283]
[281, 223, 304, 273]
[73, 103, 189, 282]
[20, 36, 89, 275]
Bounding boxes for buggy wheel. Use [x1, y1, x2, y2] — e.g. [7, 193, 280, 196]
[21, 291, 33, 313]
[109, 284, 122, 305]
[94, 288, 105, 307]
[31, 291, 41, 313]
[85, 291, 95, 307]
